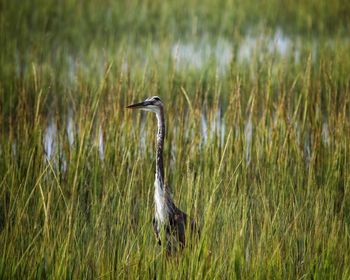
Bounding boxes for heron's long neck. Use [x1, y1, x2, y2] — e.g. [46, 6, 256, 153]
[155, 109, 165, 188]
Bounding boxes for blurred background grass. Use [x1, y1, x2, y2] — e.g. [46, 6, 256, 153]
[0, 0, 350, 278]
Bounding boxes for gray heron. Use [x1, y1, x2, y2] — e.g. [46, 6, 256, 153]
[127, 96, 198, 254]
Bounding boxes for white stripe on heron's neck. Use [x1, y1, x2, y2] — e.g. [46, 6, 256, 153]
[154, 172, 168, 223]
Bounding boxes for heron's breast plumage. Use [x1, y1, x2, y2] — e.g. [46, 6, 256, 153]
[154, 175, 169, 224]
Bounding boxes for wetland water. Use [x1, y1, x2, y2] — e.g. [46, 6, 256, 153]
[38, 27, 342, 171]
[43, 107, 331, 171]
[16, 29, 348, 89]
[38, 29, 341, 166]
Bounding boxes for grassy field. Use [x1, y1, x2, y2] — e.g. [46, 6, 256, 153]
[1, 0, 350, 278]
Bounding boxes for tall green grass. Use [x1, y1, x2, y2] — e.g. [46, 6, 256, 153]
[1, 0, 350, 278]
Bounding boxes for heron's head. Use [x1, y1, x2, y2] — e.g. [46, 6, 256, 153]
[126, 96, 163, 113]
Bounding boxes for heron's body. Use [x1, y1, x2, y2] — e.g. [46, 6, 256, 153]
[127, 96, 198, 253]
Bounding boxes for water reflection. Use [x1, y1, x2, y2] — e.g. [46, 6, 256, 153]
[201, 112, 208, 144]
[98, 125, 104, 161]
[237, 28, 294, 62]
[171, 29, 311, 73]
[39, 109, 332, 173]
[172, 38, 233, 73]
[244, 119, 253, 165]
[44, 119, 57, 161]
[66, 109, 75, 147]
[37, 27, 338, 169]
[322, 122, 330, 146]
[60, 28, 335, 80]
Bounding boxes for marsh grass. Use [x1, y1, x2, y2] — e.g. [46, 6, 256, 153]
[1, 0, 350, 279]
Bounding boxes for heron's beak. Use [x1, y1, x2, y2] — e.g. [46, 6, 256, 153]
[126, 100, 152, 109]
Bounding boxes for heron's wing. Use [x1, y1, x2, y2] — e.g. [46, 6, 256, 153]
[169, 210, 186, 247]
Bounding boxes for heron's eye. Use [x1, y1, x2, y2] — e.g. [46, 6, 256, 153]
[153, 97, 160, 101]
